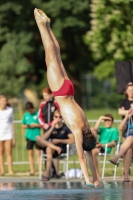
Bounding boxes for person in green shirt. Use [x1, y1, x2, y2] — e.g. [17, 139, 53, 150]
[21, 102, 41, 175]
[91, 114, 119, 178]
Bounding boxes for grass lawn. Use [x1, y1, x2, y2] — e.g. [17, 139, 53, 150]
[14, 108, 121, 121]
[84, 108, 121, 120]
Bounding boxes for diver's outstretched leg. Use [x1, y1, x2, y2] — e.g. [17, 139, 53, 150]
[36, 9, 68, 79]
[34, 8, 65, 91]
[47, 24, 68, 79]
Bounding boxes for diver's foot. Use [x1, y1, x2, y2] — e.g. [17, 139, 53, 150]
[94, 181, 100, 189]
[38, 9, 51, 23]
[86, 182, 95, 188]
[34, 8, 48, 25]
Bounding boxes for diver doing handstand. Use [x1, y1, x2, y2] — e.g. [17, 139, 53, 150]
[34, 8, 99, 188]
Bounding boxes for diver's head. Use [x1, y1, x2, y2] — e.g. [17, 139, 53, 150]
[82, 129, 96, 151]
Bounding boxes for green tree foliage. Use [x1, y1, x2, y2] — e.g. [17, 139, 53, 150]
[0, 0, 91, 102]
[0, 1, 36, 96]
[85, 0, 133, 80]
[34, 0, 92, 75]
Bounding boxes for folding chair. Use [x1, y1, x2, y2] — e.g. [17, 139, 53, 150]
[99, 136, 120, 179]
[113, 141, 121, 180]
[39, 144, 69, 180]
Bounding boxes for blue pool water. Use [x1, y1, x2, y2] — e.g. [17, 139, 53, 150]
[0, 181, 133, 200]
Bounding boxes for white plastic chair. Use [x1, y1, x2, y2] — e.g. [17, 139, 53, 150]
[113, 141, 121, 180]
[99, 137, 120, 179]
[39, 144, 69, 180]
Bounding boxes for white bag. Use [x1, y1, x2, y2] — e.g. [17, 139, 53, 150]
[65, 168, 82, 178]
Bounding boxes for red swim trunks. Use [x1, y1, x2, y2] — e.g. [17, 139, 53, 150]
[52, 79, 74, 97]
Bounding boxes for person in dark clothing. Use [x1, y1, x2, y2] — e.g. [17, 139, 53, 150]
[109, 110, 133, 182]
[36, 110, 75, 181]
[119, 82, 133, 118]
[118, 82, 133, 181]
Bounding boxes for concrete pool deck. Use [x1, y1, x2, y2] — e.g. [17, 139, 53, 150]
[0, 175, 132, 183]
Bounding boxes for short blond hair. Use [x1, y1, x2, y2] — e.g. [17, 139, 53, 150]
[54, 110, 61, 116]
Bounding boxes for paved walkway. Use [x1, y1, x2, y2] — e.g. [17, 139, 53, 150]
[0, 175, 132, 183]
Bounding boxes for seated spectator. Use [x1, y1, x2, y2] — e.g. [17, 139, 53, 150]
[21, 102, 41, 175]
[91, 114, 119, 178]
[36, 110, 75, 181]
[118, 82, 133, 181]
[110, 110, 133, 181]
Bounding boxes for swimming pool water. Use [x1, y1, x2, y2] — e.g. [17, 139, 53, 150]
[0, 181, 133, 200]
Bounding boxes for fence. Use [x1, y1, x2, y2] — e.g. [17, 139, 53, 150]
[4, 119, 122, 172]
